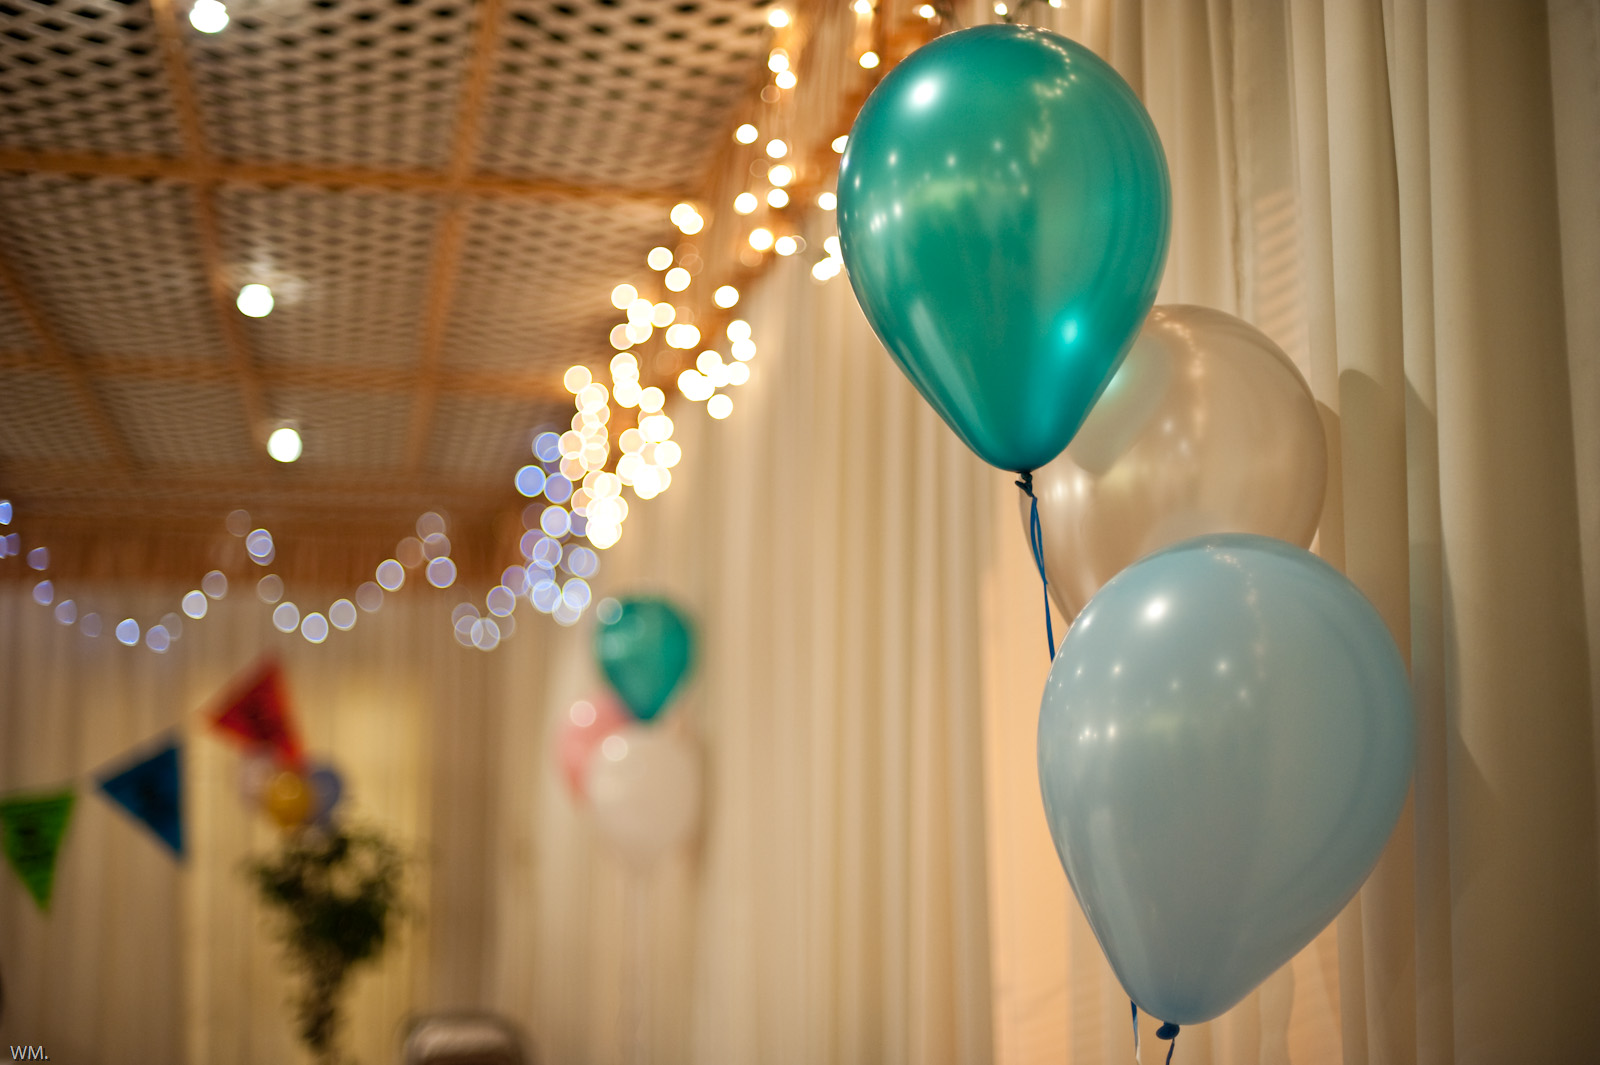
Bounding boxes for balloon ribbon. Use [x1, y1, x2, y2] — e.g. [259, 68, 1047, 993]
[1131, 1002, 1181, 1064]
[1015, 471, 1056, 659]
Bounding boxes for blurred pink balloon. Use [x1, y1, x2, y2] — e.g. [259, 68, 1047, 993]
[238, 746, 279, 809]
[557, 693, 628, 800]
[1022, 305, 1327, 619]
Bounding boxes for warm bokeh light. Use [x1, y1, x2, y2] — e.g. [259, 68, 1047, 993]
[266, 426, 301, 463]
[665, 267, 691, 291]
[564, 364, 593, 393]
[860, 51, 880, 69]
[236, 282, 273, 317]
[768, 164, 794, 187]
[817, 191, 836, 210]
[735, 123, 758, 144]
[749, 227, 775, 251]
[707, 394, 734, 420]
[714, 285, 739, 308]
[734, 191, 759, 214]
[767, 7, 790, 26]
[775, 70, 797, 90]
[189, 0, 229, 33]
[832, 134, 849, 153]
[774, 235, 798, 256]
[766, 139, 789, 158]
[767, 188, 790, 208]
[611, 283, 637, 309]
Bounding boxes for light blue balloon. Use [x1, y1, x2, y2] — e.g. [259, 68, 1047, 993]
[838, 24, 1170, 473]
[1038, 534, 1414, 1025]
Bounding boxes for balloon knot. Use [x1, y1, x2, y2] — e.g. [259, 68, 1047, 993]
[1156, 1022, 1180, 1041]
[1015, 469, 1035, 497]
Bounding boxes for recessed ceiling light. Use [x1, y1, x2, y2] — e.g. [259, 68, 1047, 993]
[236, 283, 274, 317]
[267, 426, 302, 463]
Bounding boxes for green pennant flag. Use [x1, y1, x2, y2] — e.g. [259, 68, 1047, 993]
[0, 789, 76, 912]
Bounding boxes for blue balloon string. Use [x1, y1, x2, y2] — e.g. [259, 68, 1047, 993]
[1015, 472, 1056, 660]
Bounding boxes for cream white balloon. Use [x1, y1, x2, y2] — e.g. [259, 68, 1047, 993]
[1023, 305, 1327, 619]
[584, 727, 700, 868]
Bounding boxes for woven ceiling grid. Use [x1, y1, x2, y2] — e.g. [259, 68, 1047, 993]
[0, 173, 231, 361]
[182, 0, 477, 170]
[473, 0, 772, 188]
[218, 183, 443, 371]
[0, 368, 115, 464]
[439, 193, 665, 372]
[0, 284, 37, 350]
[0, 0, 187, 157]
[269, 384, 413, 471]
[424, 389, 559, 478]
[95, 375, 257, 466]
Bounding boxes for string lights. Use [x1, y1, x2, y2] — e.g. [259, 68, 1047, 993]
[5, 0, 924, 654]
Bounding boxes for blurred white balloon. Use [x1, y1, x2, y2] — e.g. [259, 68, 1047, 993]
[584, 726, 700, 868]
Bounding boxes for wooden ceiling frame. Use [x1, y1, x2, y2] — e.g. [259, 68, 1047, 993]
[148, 0, 270, 463]
[403, 0, 511, 472]
[0, 147, 685, 207]
[0, 349, 572, 403]
[0, 256, 135, 471]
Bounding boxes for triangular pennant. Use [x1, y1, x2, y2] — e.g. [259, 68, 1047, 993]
[96, 739, 184, 859]
[0, 789, 76, 912]
[209, 659, 303, 768]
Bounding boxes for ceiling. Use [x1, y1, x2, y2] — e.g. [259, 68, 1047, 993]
[0, 0, 782, 562]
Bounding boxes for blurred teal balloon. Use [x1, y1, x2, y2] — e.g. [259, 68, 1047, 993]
[837, 24, 1171, 473]
[595, 597, 695, 722]
[1038, 535, 1414, 1025]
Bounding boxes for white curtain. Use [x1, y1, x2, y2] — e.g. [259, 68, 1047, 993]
[983, 1, 1600, 1063]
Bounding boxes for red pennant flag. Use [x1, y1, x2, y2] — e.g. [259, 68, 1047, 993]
[209, 660, 303, 769]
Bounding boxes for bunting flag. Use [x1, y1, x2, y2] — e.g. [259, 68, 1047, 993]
[96, 739, 184, 859]
[0, 790, 76, 912]
[209, 659, 303, 768]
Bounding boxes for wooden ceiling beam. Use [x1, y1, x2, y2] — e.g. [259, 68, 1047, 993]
[2, 461, 507, 515]
[0, 148, 684, 207]
[404, 0, 509, 472]
[0, 349, 572, 403]
[0, 256, 135, 471]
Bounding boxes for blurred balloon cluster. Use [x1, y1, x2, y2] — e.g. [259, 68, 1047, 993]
[840, 23, 1415, 1034]
[241, 749, 346, 832]
[556, 597, 700, 868]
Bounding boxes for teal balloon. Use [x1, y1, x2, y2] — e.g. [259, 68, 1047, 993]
[1038, 535, 1414, 1025]
[595, 598, 695, 722]
[837, 24, 1171, 473]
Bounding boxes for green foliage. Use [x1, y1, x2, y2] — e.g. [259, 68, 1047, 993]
[247, 824, 405, 1063]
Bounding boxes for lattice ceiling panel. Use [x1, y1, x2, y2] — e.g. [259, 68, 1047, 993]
[0, 368, 115, 463]
[0, 0, 785, 556]
[476, 0, 772, 188]
[219, 184, 442, 372]
[97, 376, 255, 466]
[0, 285, 36, 350]
[442, 194, 664, 373]
[184, 0, 477, 170]
[0, 0, 186, 156]
[270, 385, 412, 472]
[425, 390, 557, 479]
[0, 172, 230, 360]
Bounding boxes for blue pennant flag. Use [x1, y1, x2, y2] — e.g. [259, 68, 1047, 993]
[96, 739, 184, 859]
